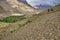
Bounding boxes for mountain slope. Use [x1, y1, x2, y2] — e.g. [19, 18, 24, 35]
[6, 0, 39, 15]
[1, 4, 60, 40]
[0, 0, 24, 18]
[0, 0, 39, 18]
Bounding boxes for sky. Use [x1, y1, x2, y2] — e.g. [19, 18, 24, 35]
[19, 0, 60, 10]
[26, 0, 60, 7]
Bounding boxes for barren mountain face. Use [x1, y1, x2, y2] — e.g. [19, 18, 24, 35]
[6, 0, 39, 14]
[0, 0, 39, 18]
[0, 0, 15, 18]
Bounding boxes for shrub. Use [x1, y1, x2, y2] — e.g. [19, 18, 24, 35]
[0, 16, 26, 23]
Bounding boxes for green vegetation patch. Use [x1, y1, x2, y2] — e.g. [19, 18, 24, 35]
[9, 20, 32, 33]
[0, 16, 26, 23]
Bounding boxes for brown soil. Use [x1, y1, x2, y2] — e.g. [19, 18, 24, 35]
[0, 4, 60, 40]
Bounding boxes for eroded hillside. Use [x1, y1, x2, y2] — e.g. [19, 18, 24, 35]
[0, 0, 39, 18]
[0, 4, 60, 40]
[6, 0, 39, 16]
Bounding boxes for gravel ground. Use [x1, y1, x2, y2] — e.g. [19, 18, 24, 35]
[1, 10, 60, 40]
